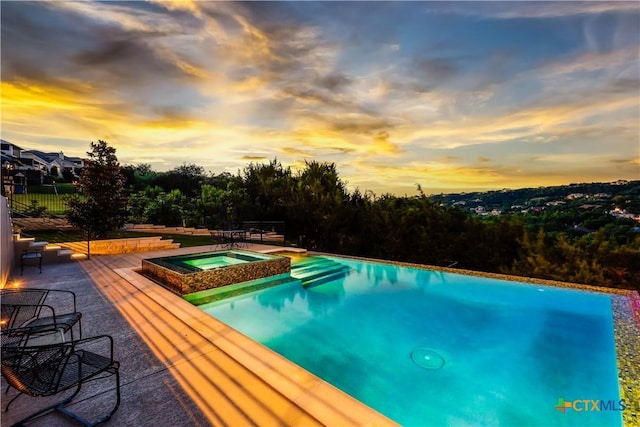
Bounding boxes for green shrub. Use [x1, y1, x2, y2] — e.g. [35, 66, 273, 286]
[25, 200, 47, 217]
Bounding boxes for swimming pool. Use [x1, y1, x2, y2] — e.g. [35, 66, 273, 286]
[195, 255, 623, 426]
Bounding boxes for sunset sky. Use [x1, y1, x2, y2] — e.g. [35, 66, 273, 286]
[2, 1, 639, 195]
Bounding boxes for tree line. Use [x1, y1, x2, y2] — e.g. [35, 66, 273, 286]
[67, 141, 640, 290]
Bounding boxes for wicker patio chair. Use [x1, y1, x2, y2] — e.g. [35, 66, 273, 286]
[1, 334, 120, 426]
[1, 288, 82, 342]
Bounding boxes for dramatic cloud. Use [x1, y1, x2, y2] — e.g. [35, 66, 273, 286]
[1, 1, 638, 194]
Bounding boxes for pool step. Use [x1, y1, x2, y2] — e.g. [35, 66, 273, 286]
[293, 264, 351, 282]
[290, 256, 331, 268]
[184, 273, 301, 306]
[290, 258, 337, 274]
[303, 269, 350, 289]
[291, 257, 351, 287]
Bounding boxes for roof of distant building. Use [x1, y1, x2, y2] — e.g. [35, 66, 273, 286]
[22, 150, 61, 162]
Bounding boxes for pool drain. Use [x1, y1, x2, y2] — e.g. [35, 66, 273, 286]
[410, 347, 445, 370]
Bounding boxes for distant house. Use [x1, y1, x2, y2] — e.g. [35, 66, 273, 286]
[593, 193, 612, 199]
[1, 141, 24, 170]
[19, 150, 56, 174]
[0, 140, 23, 158]
[609, 207, 640, 222]
[67, 156, 84, 169]
[1, 140, 84, 178]
[566, 193, 585, 200]
[21, 150, 83, 177]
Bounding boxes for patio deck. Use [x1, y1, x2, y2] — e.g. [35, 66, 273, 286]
[1, 244, 396, 427]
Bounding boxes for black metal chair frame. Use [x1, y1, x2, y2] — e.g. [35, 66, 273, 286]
[1, 334, 120, 427]
[1, 288, 82, 342]
[210, 231, 232, 250]
[232, 230, 249, 248]
[2, 304, 73, 346]
[211, 230, 250, 250]
[20, 249, 43, 275]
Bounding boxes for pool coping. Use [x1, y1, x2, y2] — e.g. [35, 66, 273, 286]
[310, 251, 640, 424]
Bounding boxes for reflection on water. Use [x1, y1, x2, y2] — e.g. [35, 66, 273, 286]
[254, 286, 304, 312]
[252, 276, 347, 317]
[347, 258, 398, 285]
[202, 256, 620, 427]
[363, 262, 399, 285]
[337, 257, 447, 291]
[305, 278, 346, 316]
[245, 257, 452, 317]
[414, 268, 445, 291]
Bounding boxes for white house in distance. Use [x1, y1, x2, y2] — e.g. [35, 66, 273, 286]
[1, 140, 84, 177]
[609, 207, 640, 223]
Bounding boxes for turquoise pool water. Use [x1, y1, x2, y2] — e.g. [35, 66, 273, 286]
[183, 256, 247, 269]
[147, 250, 273, 272]
[198, 256, 622, 426]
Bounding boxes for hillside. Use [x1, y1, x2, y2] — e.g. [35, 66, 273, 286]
[430, 180, 640, 215]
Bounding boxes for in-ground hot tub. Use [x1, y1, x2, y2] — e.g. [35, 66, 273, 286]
[141, 250, 290, 295]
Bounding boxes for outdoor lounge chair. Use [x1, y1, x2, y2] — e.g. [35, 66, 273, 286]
[1, 288, 82, 342]
[1, 334, 120, 426]
[20, 249, 43, 275]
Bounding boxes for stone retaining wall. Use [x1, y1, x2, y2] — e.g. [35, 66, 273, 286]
[61, 237, 179, 255]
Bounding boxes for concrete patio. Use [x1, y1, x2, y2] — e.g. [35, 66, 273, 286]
[1, 244, 396, 427]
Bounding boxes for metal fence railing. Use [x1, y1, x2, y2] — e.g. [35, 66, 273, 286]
[241, 220, 285, 243]
[8, 185, 78, 217]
